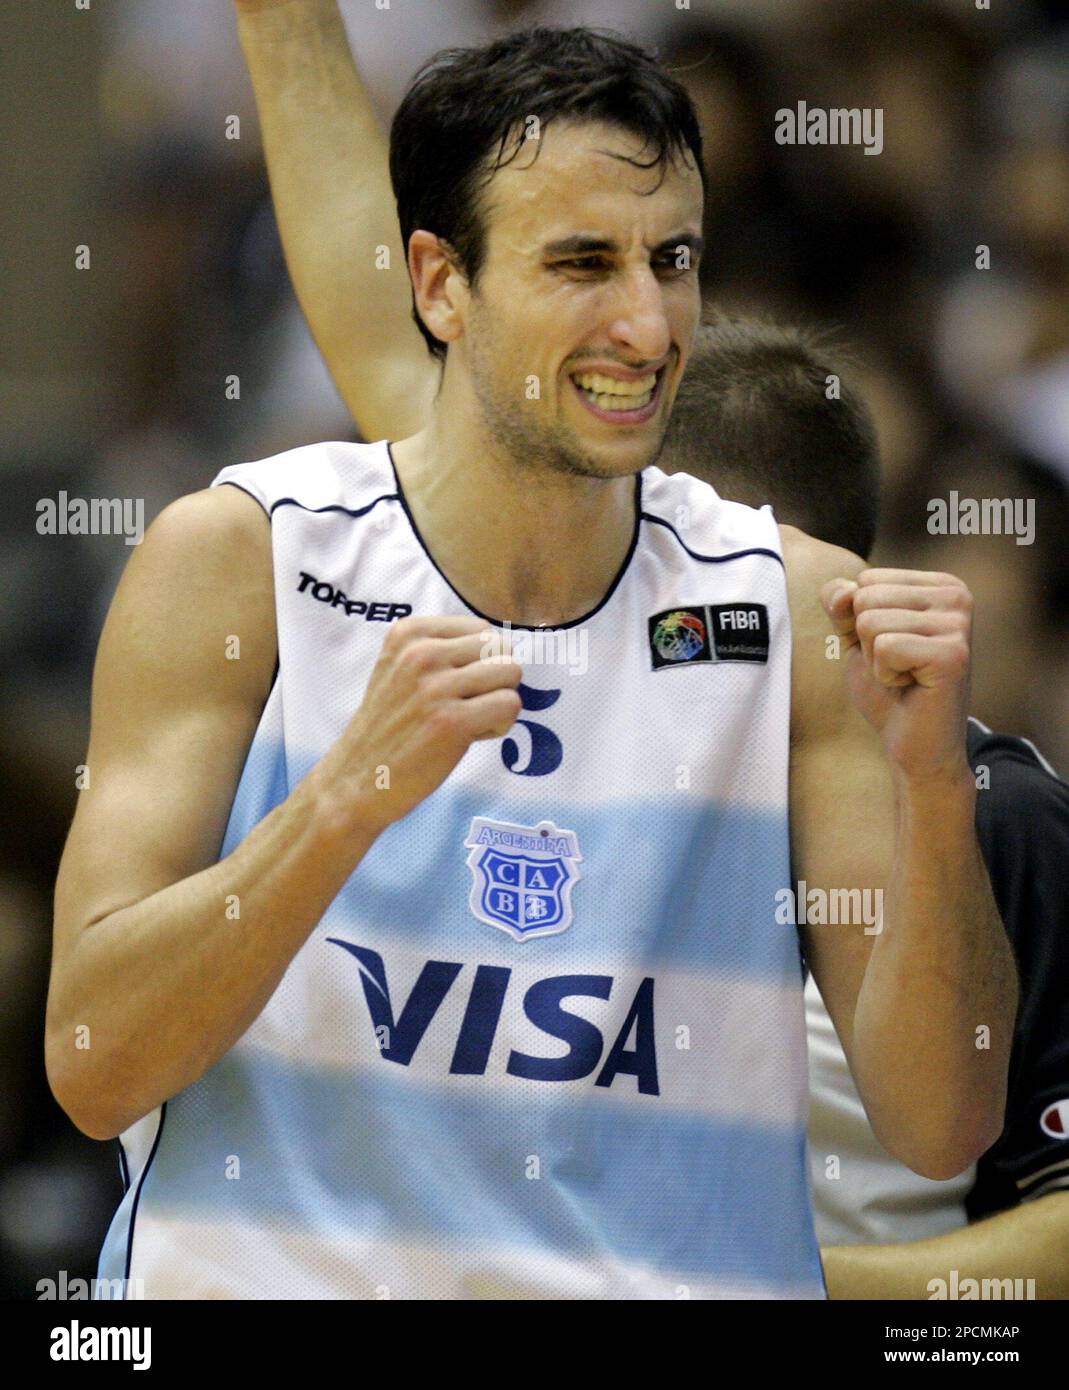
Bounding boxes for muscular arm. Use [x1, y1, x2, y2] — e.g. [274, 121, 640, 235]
[46, 487, 379, 1139]
[822, 1192, 1069, 1299]
[785, 527, 1018, 1179]
[235, 0, 436, 439]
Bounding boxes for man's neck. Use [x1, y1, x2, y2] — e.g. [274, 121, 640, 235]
[389, 411, 640, 629]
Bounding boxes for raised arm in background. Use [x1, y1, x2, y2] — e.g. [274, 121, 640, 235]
[235, 0, 436, 440]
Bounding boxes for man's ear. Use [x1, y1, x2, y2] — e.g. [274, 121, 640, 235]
[408, 231, 468, 349]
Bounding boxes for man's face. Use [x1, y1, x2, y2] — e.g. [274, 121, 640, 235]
[455, 119, 705, 480]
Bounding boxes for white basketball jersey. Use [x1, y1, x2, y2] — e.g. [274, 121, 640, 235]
[99, 439, 825, 1299]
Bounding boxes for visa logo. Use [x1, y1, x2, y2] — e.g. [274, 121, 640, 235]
[328, 939, 659, 1095]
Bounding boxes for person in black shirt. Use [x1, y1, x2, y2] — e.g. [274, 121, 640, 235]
[965, 719, 1069, 1224]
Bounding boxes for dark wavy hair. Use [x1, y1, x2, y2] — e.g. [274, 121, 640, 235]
[389, 26, 705, 360]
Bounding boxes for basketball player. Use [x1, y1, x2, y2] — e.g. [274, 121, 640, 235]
[47, 26, 1015, 1299]
[227, 0, 1069, 1297]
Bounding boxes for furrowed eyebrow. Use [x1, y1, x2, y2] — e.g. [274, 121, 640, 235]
[542, 233, 705, 259]
[543, 236, 618, 258]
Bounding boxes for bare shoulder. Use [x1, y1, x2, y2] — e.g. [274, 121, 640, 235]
[130, 483, 273, 619]
[780, 524, 865, 621]
[94, 484, 277, 734]
[779, 524, 865, 741]
[144, 482, 271, 567]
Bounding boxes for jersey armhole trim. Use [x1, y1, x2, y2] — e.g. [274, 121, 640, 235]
[124, 1102, 167, 1289]
[269, 493, 400, 521]
[640, 512, 786, 568]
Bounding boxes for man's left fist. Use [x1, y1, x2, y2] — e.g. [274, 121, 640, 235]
[821, 568, 973, 780]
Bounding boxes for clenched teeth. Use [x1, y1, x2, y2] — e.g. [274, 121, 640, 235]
[572, 371, 657, 396]
[571, 370, 657, 412]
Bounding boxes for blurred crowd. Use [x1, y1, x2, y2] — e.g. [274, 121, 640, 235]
[3, 0, 1067, 1295]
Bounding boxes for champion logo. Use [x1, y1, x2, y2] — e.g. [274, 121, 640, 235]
[1040, 1099, 1069, 1139]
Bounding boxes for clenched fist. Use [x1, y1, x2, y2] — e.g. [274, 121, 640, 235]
[821, 569, 973, 782]
[315, 614, 523, 837]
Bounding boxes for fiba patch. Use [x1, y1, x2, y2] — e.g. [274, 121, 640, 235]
[465, 816, 583, 942]
[709, 604, 770, 662]
[648, 604, 769, 669]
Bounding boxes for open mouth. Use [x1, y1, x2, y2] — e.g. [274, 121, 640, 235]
[568, 367, 664, 422]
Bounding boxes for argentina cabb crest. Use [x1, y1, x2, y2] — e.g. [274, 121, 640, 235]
[464, 816, 583, 942]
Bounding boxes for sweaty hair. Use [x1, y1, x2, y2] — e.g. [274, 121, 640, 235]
[389, 26, 705, 361]
[662, 315, 881, 557]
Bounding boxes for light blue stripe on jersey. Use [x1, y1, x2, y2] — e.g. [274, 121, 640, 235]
[221, 734, 799, 980]
[133, 1048, 820, 1289]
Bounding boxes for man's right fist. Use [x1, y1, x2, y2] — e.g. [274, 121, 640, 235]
[315, 614, 523, 837]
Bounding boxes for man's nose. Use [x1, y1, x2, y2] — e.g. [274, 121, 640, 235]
[605, 266, 672, 365]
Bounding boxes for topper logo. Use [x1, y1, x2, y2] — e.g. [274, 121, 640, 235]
[327, 939, 660, 1096]
[297, 571, 411, 622]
